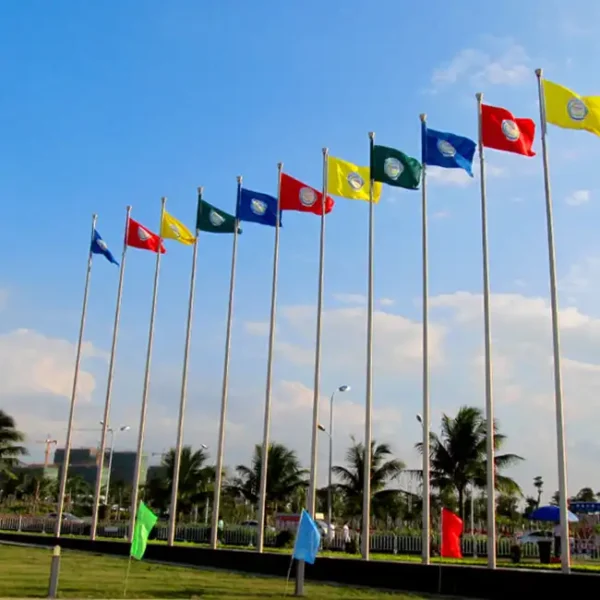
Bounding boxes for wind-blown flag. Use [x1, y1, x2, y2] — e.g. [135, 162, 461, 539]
[542, 79, 600, 137]
[126, 218, 166, 253]
[292, 509, 321, 565]
[371, 145, 422, 190]
[91, 229, 119, 265]
[423, 128, 476, 176]
[481, 104, 536, 157]
[327, 156, 382, 202]
[160, 210, 195, 245]
[196, 198, 239, 234]
[130, 501, 158, 560]
[441, 508, 463, 559]
[280, 173, 334, 215]
[238, 188, 280, 227]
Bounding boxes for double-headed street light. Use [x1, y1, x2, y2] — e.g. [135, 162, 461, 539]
[99, 421, 130, 504]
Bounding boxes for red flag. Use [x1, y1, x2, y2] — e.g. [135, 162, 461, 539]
[280, 173, 334, 215]
[441, 508, 463, 559]
[126, 218, 165, 253]
[481, 104, 536, 157]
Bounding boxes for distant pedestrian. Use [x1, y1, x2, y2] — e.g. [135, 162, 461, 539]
[217, 515, 224, 543]
[343, 522, 351, 552]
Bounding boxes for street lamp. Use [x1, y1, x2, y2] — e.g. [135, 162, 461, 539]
[99, 421, 130, 506]
[317, 384, 351, 536]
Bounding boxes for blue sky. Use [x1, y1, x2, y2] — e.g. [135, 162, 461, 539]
[2, 0, 600, 500]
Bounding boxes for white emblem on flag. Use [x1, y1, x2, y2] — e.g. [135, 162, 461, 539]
[501, 119, 520, 142]
[97, 239, 108, 251]
[251, 199, 267, 215]
[299, 187, 317, 207]
[169, 223, 181, 238]
[347, 172, 364, 190]
[383, 157, 403, 180]
[437, 140, 456, 158]
[567, 98, 588, 121]
[209, 210, 225, 226]
[138, 226, 151, 241]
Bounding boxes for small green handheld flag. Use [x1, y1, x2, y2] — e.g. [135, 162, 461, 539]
[130, 501, 158, 560]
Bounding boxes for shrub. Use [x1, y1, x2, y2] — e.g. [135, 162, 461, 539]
[345, 538, 360, 554]
[510, 544, 522, 563]
[275, 530, 294, 548]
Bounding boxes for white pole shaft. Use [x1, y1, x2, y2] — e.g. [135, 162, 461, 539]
[106, 430, 115, 507]
[256, 163, 283, 553]
[535, 68, 570, 574]
[210, 179, 241, 549]
[55, 213, 97, 537]
[328, 392, 334, 530]
[128, 197, 166, 542]
[90, 206, 131, 540]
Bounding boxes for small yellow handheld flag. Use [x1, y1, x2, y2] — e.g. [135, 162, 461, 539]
[160, 210, 196, 245]
[327, 156, 382, 202]
[542, 79, 600, 137]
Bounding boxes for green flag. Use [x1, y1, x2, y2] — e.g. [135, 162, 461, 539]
[371, 145, 422, 190]
[130, 501, 157, 560]
[196, 198, 240, 234]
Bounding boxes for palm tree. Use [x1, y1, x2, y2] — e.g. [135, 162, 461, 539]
[533, 475, 544, 506]
[231, 442, 307, 514]
[417, 406, 523, 517]
[332, 436, 405, 522]
[0, 410, 27, 479]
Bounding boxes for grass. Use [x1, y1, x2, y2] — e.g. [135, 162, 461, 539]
[0, 545, 428, 599]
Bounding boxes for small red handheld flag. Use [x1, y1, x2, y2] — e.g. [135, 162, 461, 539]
[126, 218, 166, 253]
[481, 104, 536, 157]
[280, 173, 334, 215]
[441, 508, 463, 559]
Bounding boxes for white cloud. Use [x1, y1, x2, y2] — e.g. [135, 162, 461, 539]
[244, 321, 270, 336]
[332, 293, 366, 305]
[426, 164, 504, 187]
[379, 297, 395, 307]
[560, 256, 600, 297]
[432, 210, 450, 220]
[565, 189, 591, 206]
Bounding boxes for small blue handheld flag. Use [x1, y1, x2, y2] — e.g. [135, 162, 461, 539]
[91, 229, 119, 265]
[423, 127, 476, 176]
[292, 509, 321, 565]
[237, 188, 280, 227]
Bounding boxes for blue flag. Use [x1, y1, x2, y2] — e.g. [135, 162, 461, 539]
[423, 126, 476, 176]
[91, 229, 119, 265]
[292, 509, 320, 565]
[237, 188, 280, 227]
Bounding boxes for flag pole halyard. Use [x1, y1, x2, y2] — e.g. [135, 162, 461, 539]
[128, 197, 166, 542]
[167, 189, 202, 546]
[256, 163, 283, 553]
[210, 177, 242, 549]
[535, 67, 571, 574]
[476, 92, 497, 569]
[55, 213, 98, 536]
[419, 114, 431, 565]
[91, 205, 131, 540]
[361, 131, 375, 561]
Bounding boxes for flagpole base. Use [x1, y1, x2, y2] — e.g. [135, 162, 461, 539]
[294, 559, 305, 596]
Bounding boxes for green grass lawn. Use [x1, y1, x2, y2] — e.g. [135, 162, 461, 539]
[0, 545, 427, 599]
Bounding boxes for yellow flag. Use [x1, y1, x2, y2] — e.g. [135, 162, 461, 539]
[160, 210, 195, 245]
[327, 156, 382, 202]
[542, 79, 600, 137]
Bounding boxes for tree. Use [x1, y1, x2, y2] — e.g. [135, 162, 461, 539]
[574, 487, 596, 502]
[232, 443, 307, 514]
[533, 476, 544, 507]
[417, 406, 523, 518]
[332, 436, 405, 522]
[0, 411, 27, 479]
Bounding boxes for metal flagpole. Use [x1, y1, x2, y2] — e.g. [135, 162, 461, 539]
[210, 178, 242, 549]
[419, 114, 431, 565]
[90, 206, 131, 540]
[476, 92, 497, 569]
[361, 132, 375, 560]
[167, 189, 202, 547]
[55, 214, 98, 537]
[128, 197, 166, 542]
[256, 162, 283, 553]
[535, 68, 570, 574]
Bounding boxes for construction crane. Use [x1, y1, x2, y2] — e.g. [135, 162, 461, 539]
[36, 435, 58, 468]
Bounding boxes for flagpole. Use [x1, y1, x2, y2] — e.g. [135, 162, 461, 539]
[476, 92, 497, 569]
[361, 131, 375, 561]
[90, 206, 131, 541]
[256, 162, 283, 553]
[535, 68, 570, 574]
[55, 213, 97, 537]
[419, 114, 431, 565]
[210, 178, 242, 549]
[128, 197, 166, 542]
[167, 189, 202, 547]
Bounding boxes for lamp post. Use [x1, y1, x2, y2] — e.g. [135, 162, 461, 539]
[317, 384, 350, 538]
[99, 421, 130, 508]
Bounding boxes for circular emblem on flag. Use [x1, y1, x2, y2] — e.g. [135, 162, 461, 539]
[169, 223, 181, 238]
[97, 239, 108, 251]
[383, 157, 403, 180]
[137, 226, 151, 241]
[209, 210, 225, 226]
[437, 139, 456, 158]
[567, 97, 588, 121]
[347, 172, 364, 190]
[250, 198, 267, 215]
[501, 119, 520, 142]
[299, 187, 317, 207]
